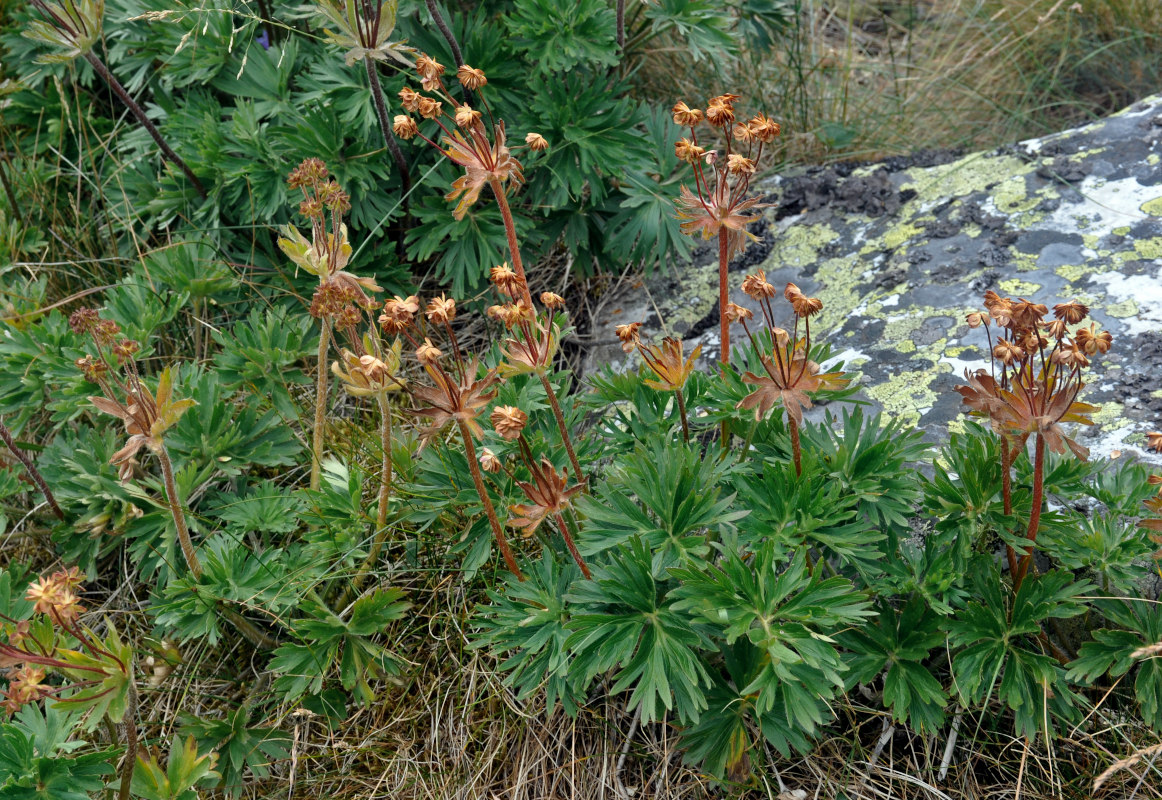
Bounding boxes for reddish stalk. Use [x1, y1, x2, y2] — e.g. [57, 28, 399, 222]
[458, 420, 523, 579]
[675, 389, 690, 443]
[0, 419, 64, 520]
[310, 323, 331, 490]
[488, 178, 535, 307]
[788, 415, 802, 476]
[1000, 436, 1018, 577]
[1012, 434, 1046, 592]
[116, 680, 138, 800]
[537, 373, 584, 486]
[555, 512, 590, 578]
[157, 444, 202, 579]
[718, 230, 730, 367]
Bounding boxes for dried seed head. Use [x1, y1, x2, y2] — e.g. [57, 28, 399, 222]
[415, 338, 443, 365]
[784, 282, 803, 301]
[93, 318, 121, 346]
[490, 263, 525, 298]
[1051, 344, 1089, 369]
[672, 101, 703, 126]
[673, 138, 706, 164]
[726, 153, 756, 175]
[540, 292, 565, 310]
[398, 87, 422, 113]
[732, 123, 753, 143]
[724, 302, 753, 323]
[319, 181, 350, 213]
[75, 355, 106, 383]
[416, 54, 445, 80]
[68, 307, 100, 335]
[287, 157, 328, 189]
[457, 64, 487, 89]
[299, 197, 324, 219]
[417, 97, 442, 120]
[966, 312, 985, 328]
[525, 132, 549, 151]
[790, 294, 824, 318]
[425, 294, 457, 325]
[112, 339, 139, 362]
[455, 104, 482, 128]
[1053, 300, 1088, 324]
[747, 113, 781, 143]
[479, 447, 502, 473]
[1147, 432, 1162, 452]
[615, 322, 642, 353]
[1021, 330, 1048, 352]
[486, 304, 512, 326]
[490, 405, 528, 440]
[705, 98, 735, 126]
[379, 295, 418, 333]
[1010, 298, 1048, 329]
[1075, 324, 1113, 355]
[393, 115, 419, 139]
[509, 301, 536, 327]
[993, 338, 1024, 365]
[1045, 318, 1068, 340]
[741, 271, 777, 300]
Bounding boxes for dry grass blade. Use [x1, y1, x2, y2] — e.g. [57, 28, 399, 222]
[1094, 742, 1162, 793]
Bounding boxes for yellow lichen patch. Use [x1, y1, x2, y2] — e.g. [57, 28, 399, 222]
[1104, 299, 1138, 319]
[1010, 251, 1040, 273]
[1089, 400, 1127, 430]
[1113, 226, 1131, 236]
[871, 221, 924, 254]
[812, 257, 866, 332]
[1132, 236, 1162, 260]
[993, 175, 1043, 215]
[863, 369, 940, 429]
[776, 223, 839, 268]
[908, 153, 1035, 201]
[998, 278, 1041, 296]
[1055, 264, 1089, 282]
[1140, 196, 1162, 217]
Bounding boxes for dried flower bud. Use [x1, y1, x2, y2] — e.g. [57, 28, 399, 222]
[525, 132, 548, 152]
[425, 294, 457, 324]
[491, 405, 528, 440]
[966, 312, 984, 328]
[416, 54, 445, 80]
[741, 271, 777, 300]
[1147, 432, 1162, 453]
[479, 447, 502, 473]
[724, 302, 754, 323]
[399, 87, 422, 113]
[69, 307, 100, 335]
[415, 338, 443, 365]
[455, 104, 482, 128]
[674, 138, 706, 164]
[615, 322, 642, 353]
[393, 115, 419, 139]
[75, 355, 107, 383]
[457, 64, 487, 89]
[1045, 318, 1068, 340]
[703, 149, 718, 166]
[1053, 300, 1088, 324]
[790, 294, 824, 318]
[732, 123, 753, 143]
[747, 113, 781, 143]
[490, 263, 524, 297]
[112, 339, 139, 362]
[540, 292, 565, 310]
[417, 97, 442, 120]
[1010, 298, 1048, 329]
[726, 153, 756, 175]
[672, 101, 703, 126]
[93, 319, 121, 346]
[993, 338, 1024, 365]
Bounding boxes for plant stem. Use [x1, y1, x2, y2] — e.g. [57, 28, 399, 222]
[157, 444, 202, 579]
[365, 59, 412, 211]
[0, 419, 64, 520]
[457, 421, 523, 579]
[425, 0, 464, 70]
[1013, 433, 1045, 592]
[788, 414, 802, 476]
[488, 177, 535, 307]
[717, 229, 730, 367]
[675, 389, 689, 443]
[616, 0, 626, 50]
[338, 395, 395, 608]
[537, 372, 584, 485]
[1000, 435, 1017, 577]
[83, 52, 206, 199]
[117, 678, 138, 800]
[555, 512, 590, 578]
[310, 323, 331, 491]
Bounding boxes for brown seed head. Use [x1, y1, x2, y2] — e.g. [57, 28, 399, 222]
[490, 263, 525, 298]
[724, 302, 754, 323]
[417, 97, 442, 120]
[993, 338, 1024, 365]
[75, 355, 107, 383]
[726, 153, 756, 175]
[457, 64, 487, 89]
[540, 292, 565, 310]
[399, 87, 422, 113]
[732, 123, 753, 143]
[672, 101, 703, 126]
[415, 338, 443, 365]
[615, 322, 642, 353]
[69, 307, 100, 335]
[790, 294, 824, 318]
[1021, 330, 1048, 353]
[393, 115, 419, 139]
[784, 282, 803, 301]
[487, 304, 512, 326]
[705, 98, 735, 126]
[1010, 298, 1048, 329]
[425, 294, 457, 325]
[379, 295, 418, 333]
[1053, 300, 1088, 324]
[525, 132, 548, 152]
[93, 318, 121, 346]
[299, 197, 324, 219]
[112, 339, 139, 362]
[1075, 324, 1113, 355]
[455, 104, 482, 128]
[287, 157, 328, 189]
[674, 138, 705, 164]
[509, 301, 536, 327]
[479, 447, 502, 473]
[416, 54, 445, 80]
[491, 405, 528, 440]
[1045, 318, 1068, 340]
[1147, 432, 1162, 452]
[747, 113, 781, 143]
[741, 271, 777, 300]
[966, 312, 985, 328]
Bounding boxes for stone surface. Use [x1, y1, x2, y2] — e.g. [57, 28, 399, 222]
[585, 95, 1162, 465]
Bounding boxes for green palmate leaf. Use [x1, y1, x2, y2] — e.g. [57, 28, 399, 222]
[1068, 598, 1162, 730]
[503, 0, 618, 74]
[131, 737, 220, 800]
[566, 538, 711, 724]
[178, 707, 289, 795]
[576, 437, 743, 573]
[472, 552, 585, 715]
[271, 588, 409, 704]
[946, 561, 1092, 738]
[841, 597, 947, 732]
[0, 726, 113, 800]
[54, 622, 134, 729]
[1038, 513, 1157, 595]
[212, 306, 317, 424]
[670, 544, 873, 720]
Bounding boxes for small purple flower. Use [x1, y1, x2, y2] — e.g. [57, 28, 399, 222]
[256, 29, 270, 50]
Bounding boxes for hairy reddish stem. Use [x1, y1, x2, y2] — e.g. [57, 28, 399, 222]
[365, 59, 412, 208]
[538, 372, 584, 486]
[489, 178, 535, 307]
[157, 444, 202, 579]
[718, 230, 730, 367]
[675, 389, 690, 443]
[310, 323, 331, 491]
[1013, 434, 1045, 592]
[789, 414, 802, 476]
[0, 419, 64, 519]
[458, 421, 523, 580]
[1000, 436, 1018, 577]
[555, 512, 590, 578]
[117, 679, 138, 800]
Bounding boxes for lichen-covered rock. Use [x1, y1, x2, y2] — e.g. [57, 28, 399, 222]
[586, 95, 1162, 464]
